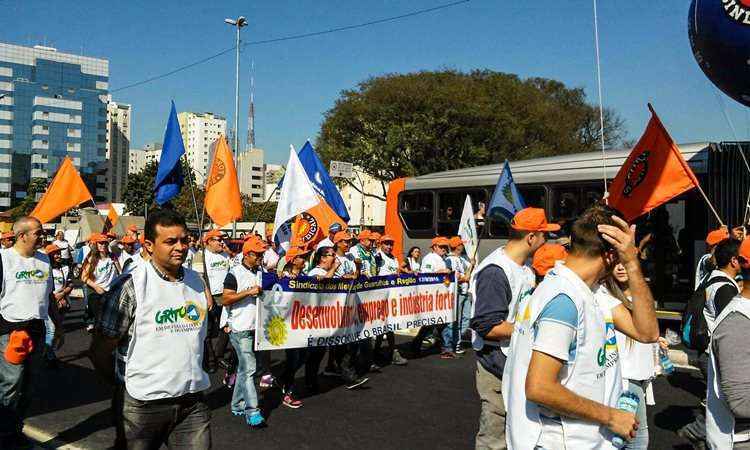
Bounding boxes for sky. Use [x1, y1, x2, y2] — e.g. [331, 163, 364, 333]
[3, 0, 748, 165]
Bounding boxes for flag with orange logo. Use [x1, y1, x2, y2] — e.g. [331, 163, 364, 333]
[30, 157, 94, 224]
[104, 204, 119, 232]
[608, 105, 701, 221]
[204, 136, 242, 227]
[290, 199, 346, 250]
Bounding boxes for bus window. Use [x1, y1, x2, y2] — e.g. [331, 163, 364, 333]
[583, 186, 604, 207]
[399, 191, 434, 232]
[437, 190, 487, 237]
[552, 186, 581, 224]
[519, 186, 547, 209]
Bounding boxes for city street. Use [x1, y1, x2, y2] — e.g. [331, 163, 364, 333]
[24, 299, 705, 449]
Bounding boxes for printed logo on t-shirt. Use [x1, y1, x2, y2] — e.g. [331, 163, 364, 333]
[15, 269, 48, 282]
[210, 260, 228, 270]
[96, 261, 112, 274]
[154, 301, 206, 334]
[603, 316, 620, 371]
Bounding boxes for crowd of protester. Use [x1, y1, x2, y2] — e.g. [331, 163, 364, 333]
[1, 204, 750, 449]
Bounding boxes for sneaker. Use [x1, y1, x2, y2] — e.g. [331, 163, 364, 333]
[247, 411, 267, 428]
[322, 367, 342, 377]
[392, 350, 408, 366]
[369, 363, 382, 373]
[420, 336, 436, 350]
[282, 393, 303, 409]
[86, 324, 94, 333]
[454, 347, 466, 355]
[259, 374, 275, 389]
[231, 410, 245, 417]
[223, 373, 236, 389]
[440, 351, 458, 360]
[345, 377, 369, 390]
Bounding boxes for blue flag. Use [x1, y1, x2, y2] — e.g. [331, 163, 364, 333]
[297, 141, 350, 223]
[154, 101, 185, 205]
[488, 160, 525, 220]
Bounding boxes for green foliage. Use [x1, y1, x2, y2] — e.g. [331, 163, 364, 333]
[316, 70, 627, 181]
[9, 178, 49, 221]
[245, 201, 277, 223]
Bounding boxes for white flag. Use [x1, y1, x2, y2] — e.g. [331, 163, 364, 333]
[273, 146, 320, 240]
[458, 195, 478, 259]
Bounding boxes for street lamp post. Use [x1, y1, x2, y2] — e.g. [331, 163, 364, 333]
[224, 15, 247, 238]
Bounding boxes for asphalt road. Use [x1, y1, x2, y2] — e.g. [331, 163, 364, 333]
[24, 298, 707, 449]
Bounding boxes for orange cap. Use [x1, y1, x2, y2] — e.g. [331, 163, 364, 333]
[285, 246, 312, 262]
[120, 235, 136, 245]
[706, 228, 730, 246]
[431, 236, 451, 247]
[127, 224, 138, 233]
[358, 230, 372, 241]
[370, 232, 381, 242]
[89, 233, 108, 244]
[449, 236, 465, 249]
[105, 232, 117, 239]
[44, 244, 61, 255]
[511, 207, 560, 232]
[242, 237, 268, 255]
[740, 239, 750, 268]
[4, 330, 34, 365]
[532, 243, 568, 276]
[333, 231, 353, 244]
[1, 231, 14, 240]
[379, 234, 395, 243]
[202, 229, 225, 243]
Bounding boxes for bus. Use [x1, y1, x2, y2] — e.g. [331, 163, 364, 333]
[387, 141, 750, 314]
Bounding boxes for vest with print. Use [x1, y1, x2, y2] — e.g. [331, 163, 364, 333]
[0, 248, 52, 322]
[204, 250, 230, 295]
[376, 250, 399, 276]
[124, 264, 210, 401]
[707, 297, 750, 449]
[468, 247, 534, 353]
[226, 263, 262, 333]
[502, 262, 609, 450]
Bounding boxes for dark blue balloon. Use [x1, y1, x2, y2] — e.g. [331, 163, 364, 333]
[689, 0, 750, 107]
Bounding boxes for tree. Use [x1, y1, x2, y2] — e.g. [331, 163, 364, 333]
[9, 178, 49, 221]
[316, 70, 627, 185]
[123, 160, 203, 220]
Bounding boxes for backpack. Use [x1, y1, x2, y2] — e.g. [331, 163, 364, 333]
[681, 275, 732, 352]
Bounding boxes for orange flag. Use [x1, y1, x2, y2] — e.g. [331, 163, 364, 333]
[384, 178, 406, 264]
[291, 199, 346, 250]
[30, 157, 93, 224]
[204, 136, 242, 227]
[608, 105, 701, 221]
[104, 204, 119, 231]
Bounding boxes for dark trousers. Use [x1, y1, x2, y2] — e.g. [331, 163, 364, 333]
[0, 333, 43, 441]
[280, 348, 307, 395]
[305, 347, 327, 389]
[122, 390, 211, 450]
[374, 332, 396, 360]
[337, 340, 371, 382]
[112, 383, 126, 450]
[85, 289, 104, 325]
[411, 325, 438, 354]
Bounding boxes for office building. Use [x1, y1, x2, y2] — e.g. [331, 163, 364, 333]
[264, 163, 284, 202]
[339, 167, 386, 228]
[128, 142, 162, 175]
[237, 147, 264, 201]
[0, 42, 110, 209]
[178, 111, 226, 185]
[106, 101, 130, 202]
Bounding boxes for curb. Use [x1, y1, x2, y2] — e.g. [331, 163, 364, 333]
[23, 424, 87, 450]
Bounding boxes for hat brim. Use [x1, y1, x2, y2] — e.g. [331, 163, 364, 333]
[511, 223, 561, 232]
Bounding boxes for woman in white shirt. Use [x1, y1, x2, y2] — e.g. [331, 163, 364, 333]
[602, 263, 668, 450]
[81, 233, 119, 332]
[403, 246, 421, 273]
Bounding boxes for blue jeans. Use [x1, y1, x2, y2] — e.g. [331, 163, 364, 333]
[44, 317, 55, 360]
[441, 292, 471, 352]
[229, 330, 259, 415]
[624, 379, 649, 450]
[0, 332, 43, 439]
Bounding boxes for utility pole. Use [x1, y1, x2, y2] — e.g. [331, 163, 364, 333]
[224, 15, 247, 237]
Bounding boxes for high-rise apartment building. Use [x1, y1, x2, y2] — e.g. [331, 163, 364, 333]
[0, 42, 110, 209]
[237, 148, 264, 201]
[178, 111, 226, 185]
[106, 101, 130, 202]
[264, 163, 283, 202]
[128, 142, 162, 174]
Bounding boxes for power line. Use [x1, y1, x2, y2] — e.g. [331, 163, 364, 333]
[110, 0, 470, 93]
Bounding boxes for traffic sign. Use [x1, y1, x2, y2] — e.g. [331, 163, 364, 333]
[330, 160, 354, 179]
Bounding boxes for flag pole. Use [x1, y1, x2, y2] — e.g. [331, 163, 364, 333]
[592, 0, 609, 203]
[695, 182, 725, 228]
[249, 184, 279, 236]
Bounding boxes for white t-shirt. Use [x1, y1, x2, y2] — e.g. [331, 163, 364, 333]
[183, 247, 197, 270]
[376, 250, 399, 276]
[204, 250, 231, 295]
[408, 257, 421, 272]
[53, 239, 71, 260]
[52, 266, 70, 293]
[308, 267, 328, 277]
[225, 264, 262, 332]
[420, 252, 446, 273]
[91, 257, 118, 292]
[334, 254, 357, 277]
[704, 270, 739, 334]
[0, 248, 54, 322]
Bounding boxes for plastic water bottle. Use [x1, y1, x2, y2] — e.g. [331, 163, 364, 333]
[659, 347, 675, 375]
[612, 390, 640, 448]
